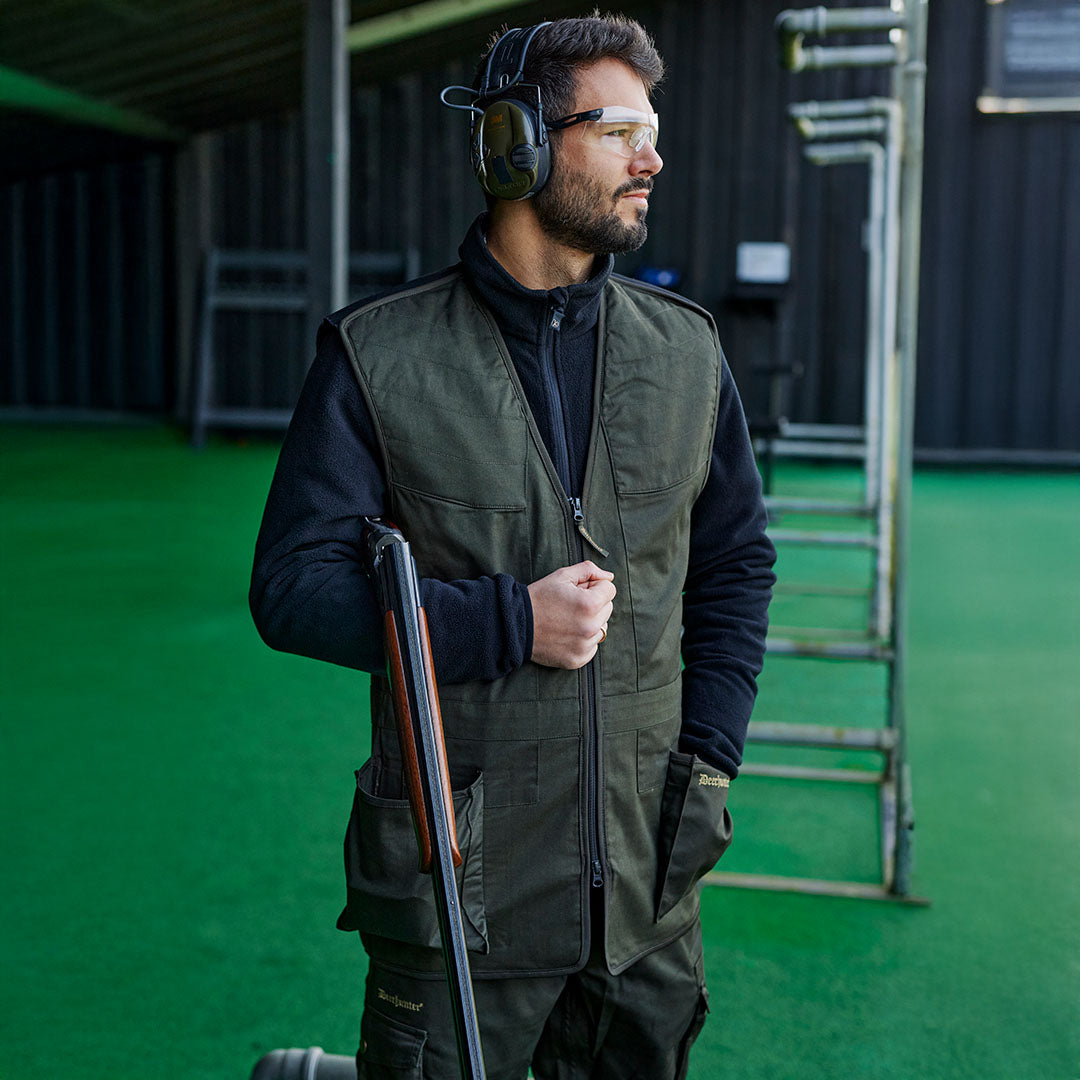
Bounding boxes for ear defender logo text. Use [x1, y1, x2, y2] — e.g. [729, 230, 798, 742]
[698, 774, 730, 789]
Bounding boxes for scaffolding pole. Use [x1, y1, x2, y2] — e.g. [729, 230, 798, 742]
[707, 0, 929, 904]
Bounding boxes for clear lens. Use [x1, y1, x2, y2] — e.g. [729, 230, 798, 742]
[577, 107, 659, 158]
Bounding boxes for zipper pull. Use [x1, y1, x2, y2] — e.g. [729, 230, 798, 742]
[591, 859, 604, 888]
[550, 307, 564, 330]
[571, 498, 610, 559]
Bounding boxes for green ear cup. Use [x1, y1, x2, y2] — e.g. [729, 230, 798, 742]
[474, 98, 551, 200]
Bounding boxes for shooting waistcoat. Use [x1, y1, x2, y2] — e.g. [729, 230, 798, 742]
[336, 268, 733, 976]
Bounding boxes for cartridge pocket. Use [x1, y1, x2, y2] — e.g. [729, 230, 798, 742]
[337, 760, 488, 952]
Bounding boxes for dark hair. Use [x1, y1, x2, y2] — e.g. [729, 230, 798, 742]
[475, 11, 665, 122]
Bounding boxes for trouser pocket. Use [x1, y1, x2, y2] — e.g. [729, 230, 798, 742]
[357, 1006, 426, 1079]
[654, 751, 733, 921]
[337, 759, 488, 950]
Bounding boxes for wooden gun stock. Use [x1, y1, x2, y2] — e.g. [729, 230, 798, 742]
[383, 607, 462, 873]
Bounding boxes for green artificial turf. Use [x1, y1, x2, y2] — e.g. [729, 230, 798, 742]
[1, 425, 1077, 1079]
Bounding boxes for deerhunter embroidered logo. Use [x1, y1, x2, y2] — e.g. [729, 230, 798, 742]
[698, 774, 730, 789]
[377, 987, 425, 1012]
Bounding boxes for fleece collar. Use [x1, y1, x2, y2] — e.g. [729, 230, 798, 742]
[459, 214, 613, 345]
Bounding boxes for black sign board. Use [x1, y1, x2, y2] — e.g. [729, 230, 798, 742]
[980, 0, 1080, 112]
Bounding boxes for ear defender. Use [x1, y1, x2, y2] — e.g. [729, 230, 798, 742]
[473, 97, 550, 200]
[441, 22, 553, 201]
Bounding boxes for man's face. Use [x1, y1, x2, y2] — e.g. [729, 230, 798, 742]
[533, 58, 664, 256]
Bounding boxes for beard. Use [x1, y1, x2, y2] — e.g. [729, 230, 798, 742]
[532, 159, 652, 255]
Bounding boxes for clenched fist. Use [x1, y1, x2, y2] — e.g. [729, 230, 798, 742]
[528, 561, 616, 670]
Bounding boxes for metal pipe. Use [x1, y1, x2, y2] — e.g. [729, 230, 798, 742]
[873, 97, 903, 642]
[776, 6, 906, 70]
[768, 529, 878, 547]
[880, 777, 897, 889]
[768, 625, 875, 640]
[765, 637, 893, 660]
[776, 6, 907, 36]
[773, 583, 873, 596]
[779, 421, 865, 439]
[740, 763, 884, 784]
[785, 43, 900, 72]
[703, 870, 929, 904]
[795, 115, 887, 139]
[764, 496, 874, 516]
[754, 438, 868, 459]
[789, 96, 897, 119]
[803, 138, 883, 165]
[305, 0, 350, 348]
[888, 0, 929, 899]
[748, 721, 897, 750]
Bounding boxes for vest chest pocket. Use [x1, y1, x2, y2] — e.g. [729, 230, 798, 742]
[600, 333, 718, 495]
[384, 411, 527, 511]
[604, 398, 712, 495]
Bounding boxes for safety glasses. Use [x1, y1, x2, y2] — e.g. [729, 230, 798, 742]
[547, 107, 660, 157]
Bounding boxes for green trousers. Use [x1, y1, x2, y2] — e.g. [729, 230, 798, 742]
[355, 912, 709, 1080]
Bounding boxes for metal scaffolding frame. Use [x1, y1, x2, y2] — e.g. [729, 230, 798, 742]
[706, 1, 930, 903]
[189, 247, 420, 448]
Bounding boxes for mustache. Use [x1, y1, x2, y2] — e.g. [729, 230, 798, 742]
[613, 178, 654, 199]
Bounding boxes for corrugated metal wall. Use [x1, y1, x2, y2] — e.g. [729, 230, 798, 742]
[3, 0, 1077, 455]
[918, 0, 1080, 455]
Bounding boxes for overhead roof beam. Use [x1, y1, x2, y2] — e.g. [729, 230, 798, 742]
[0, 64, 184, 141]
[346, 0, 537, 53]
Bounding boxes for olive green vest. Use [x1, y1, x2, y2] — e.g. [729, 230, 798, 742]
[336, 268, 734, 976]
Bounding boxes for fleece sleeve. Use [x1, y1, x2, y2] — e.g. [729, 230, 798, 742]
[679, 356, 776, 778]
[249, 321, 533, 684]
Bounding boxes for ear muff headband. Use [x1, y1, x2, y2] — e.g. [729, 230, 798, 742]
[479, 23, 548, 98]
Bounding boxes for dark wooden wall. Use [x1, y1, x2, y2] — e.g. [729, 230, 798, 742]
[2, 0, 1077, 458]
[0, 158, 171, 413]
[917, 0, 1080, 456]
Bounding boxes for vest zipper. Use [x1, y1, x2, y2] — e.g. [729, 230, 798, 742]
[541, 306, 573, 496]
[587, 655, 603, 889]
[543, 303, 605, 893]
[572, 498, 610, 559]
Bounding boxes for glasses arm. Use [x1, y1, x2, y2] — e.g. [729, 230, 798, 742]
[546, 109, 603, 132]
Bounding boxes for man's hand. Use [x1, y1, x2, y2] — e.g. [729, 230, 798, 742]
[528, 561, 615, 669]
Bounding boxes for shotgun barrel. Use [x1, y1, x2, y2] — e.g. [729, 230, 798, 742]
[362, 517, 486, 1080]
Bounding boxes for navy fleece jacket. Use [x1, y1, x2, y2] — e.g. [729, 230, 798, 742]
[250, 216, 775, 777]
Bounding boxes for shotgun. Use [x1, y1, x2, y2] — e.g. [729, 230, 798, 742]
[362, 517, 486, 1080]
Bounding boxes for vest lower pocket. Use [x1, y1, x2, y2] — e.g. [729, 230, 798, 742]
[337, 760, 488, 952]
[654, 751, 733, 922]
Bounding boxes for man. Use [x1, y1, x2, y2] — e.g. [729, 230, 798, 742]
[251, 13, 774, 1079]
